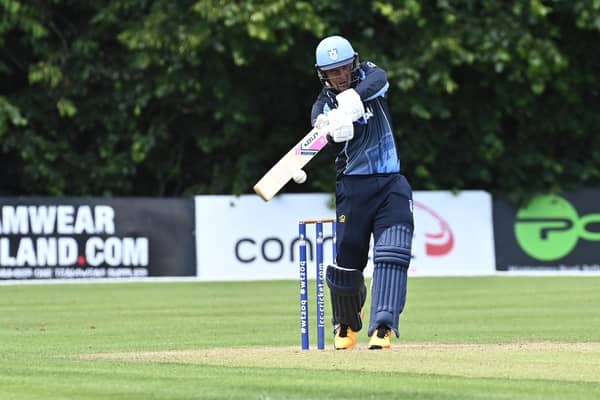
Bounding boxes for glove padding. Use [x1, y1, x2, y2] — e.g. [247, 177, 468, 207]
[327, 108, 354, 142]
[336, 89, 365, 122]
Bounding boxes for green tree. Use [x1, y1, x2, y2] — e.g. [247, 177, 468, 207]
[1, 0, 599, 202]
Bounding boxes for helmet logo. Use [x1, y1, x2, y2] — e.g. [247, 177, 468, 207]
[327, 48, 338, 61]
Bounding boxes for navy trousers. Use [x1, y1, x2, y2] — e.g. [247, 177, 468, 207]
[335, 173, 413, 271]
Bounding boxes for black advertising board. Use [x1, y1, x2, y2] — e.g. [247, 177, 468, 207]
[0, 197, 196, 279]
[493, 189, 600, 271]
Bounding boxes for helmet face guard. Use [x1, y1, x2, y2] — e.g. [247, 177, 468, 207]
[315, 36, 361, 92]
[316, 56, 361, 92]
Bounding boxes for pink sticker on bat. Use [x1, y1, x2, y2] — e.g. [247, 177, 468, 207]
[296, 132, 328, 156]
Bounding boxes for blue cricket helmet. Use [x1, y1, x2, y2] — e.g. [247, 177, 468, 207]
[314, 35, 360, 90]
[315, 35, 356, 71]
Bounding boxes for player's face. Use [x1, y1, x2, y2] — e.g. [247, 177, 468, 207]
[324, 63, 353, 92]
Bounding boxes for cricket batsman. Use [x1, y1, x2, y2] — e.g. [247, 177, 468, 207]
[309, 35, 414, 350]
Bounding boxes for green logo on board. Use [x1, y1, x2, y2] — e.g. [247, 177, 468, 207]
[514, 195, 600, 261]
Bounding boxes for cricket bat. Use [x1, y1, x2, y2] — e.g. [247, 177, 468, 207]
[253, 127, 329, 201]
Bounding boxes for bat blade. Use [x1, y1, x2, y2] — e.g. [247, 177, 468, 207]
[253, 128, 328, 201]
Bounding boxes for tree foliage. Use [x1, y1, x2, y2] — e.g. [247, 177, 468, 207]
[1, 0, 599, 202]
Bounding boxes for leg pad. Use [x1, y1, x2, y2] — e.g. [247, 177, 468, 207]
[368, 224, 412, 337]
[326, 264, 366, 332]
[368, 263, 408, 337]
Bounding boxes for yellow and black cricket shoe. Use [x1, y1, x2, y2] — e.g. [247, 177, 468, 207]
[368, 326, 391, 350]
[334, 324, 357, 350]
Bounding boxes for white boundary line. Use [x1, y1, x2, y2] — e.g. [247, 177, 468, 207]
[1, 271, 600, 286]
[0, 277, 204, 286]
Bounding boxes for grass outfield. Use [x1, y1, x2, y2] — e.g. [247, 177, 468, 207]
[1, 276, 600, 399]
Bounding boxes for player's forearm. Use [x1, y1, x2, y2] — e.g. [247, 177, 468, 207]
[355, 67, 388, 101]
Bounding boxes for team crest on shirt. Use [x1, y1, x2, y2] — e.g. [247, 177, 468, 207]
[328, 48, 338, 61]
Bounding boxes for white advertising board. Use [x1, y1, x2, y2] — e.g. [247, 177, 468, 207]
[410, 191, 496, 276]
[195, 191, 495, 281]
[195, 194, 334, 281]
